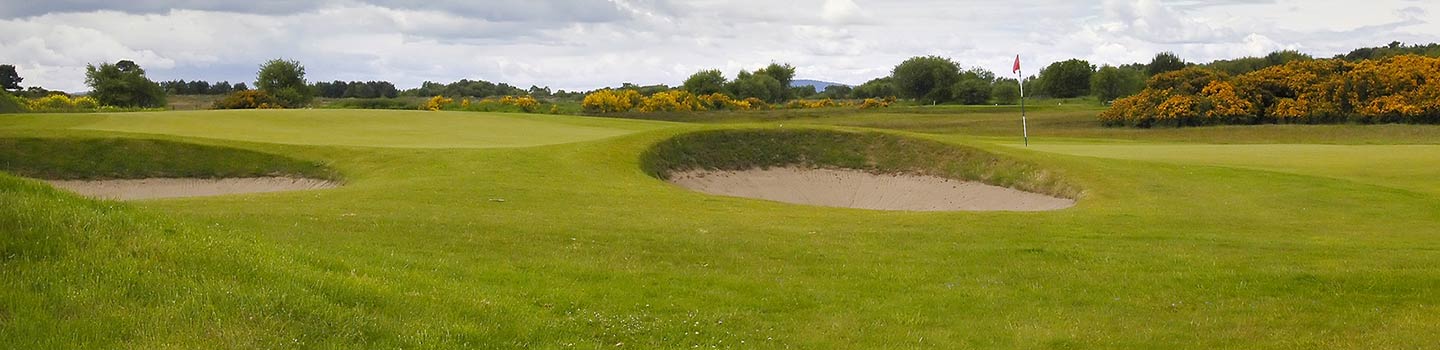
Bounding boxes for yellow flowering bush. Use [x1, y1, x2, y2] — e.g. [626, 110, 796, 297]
[582, 89, 642, 113]
[27, 95, 76, 111]
[858, 98, 891, 109]
[423, 95, 454, 111]
[1103, 54, 1440, 126]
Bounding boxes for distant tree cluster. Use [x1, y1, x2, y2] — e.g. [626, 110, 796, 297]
[312, 80, 399, 99]
[1100, 55, 1440, 127]
[1336, 41, 1440, 61]
[678, 63, 798, 103]
[85, 60, 166, 108]
[160, 80, 247, 95]
[406, 79, 528, 98]
[212, 59, 314, 109]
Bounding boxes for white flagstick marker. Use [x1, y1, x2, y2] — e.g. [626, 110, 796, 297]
[1013, 55, 1028, 147]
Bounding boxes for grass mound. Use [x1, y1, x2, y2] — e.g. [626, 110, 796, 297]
[640, 128, 1080, 198]
[0, 173, 342, 347]
[0, 138, 337, 181]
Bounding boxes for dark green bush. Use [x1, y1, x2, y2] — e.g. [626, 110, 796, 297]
[0, 91, 25, 113]
[324, 98, 420, 110]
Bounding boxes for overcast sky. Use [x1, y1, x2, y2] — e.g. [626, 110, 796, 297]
[2, 0, 1437, 92]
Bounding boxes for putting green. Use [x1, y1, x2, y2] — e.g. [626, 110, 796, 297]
[5, 109, 675, 148]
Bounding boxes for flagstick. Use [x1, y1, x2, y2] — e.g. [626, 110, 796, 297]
[1018, 68, 1029, 147]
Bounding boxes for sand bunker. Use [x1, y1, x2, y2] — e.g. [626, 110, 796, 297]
[669, 167, 1074, 211]
[45, 177, 338, 200]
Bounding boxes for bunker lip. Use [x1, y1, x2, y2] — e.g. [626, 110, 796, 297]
[668, 167, 1075, 212]
[45, 177, 339, 200]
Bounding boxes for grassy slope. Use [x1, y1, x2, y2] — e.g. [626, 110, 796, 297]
[4, 109, 673, 148]
[0, 137, 336, 180]
[2, 109, 1438, 348]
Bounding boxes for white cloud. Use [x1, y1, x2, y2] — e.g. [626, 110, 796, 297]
[1, 0, 1437, 92]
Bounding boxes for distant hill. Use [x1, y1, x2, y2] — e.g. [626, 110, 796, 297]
[791, 79, 848, 90]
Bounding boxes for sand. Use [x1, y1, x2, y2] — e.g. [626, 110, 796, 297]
[668, 167, 1074, 211]
[45, 177, 338, 200]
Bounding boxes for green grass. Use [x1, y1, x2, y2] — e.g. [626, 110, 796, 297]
[1, 108, 1438, 348]
[0, 137, 336, 180]
[2, 109, 673, 148]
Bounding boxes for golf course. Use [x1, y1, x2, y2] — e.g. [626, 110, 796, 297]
[3, 106, 1438, 348]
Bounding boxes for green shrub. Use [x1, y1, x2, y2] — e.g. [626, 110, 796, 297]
[213, 90, 283, 109]
[324, 98, 419, 110]
[0, 91, 26, 113]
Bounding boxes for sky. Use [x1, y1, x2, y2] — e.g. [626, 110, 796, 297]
[2, 0, 1438, 92]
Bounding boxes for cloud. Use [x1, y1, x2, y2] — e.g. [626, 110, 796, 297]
[2, 0, 1438, 92]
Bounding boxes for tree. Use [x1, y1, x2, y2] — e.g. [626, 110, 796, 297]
[852, 77, 898, 99]
[1091, 65, 1146, 101]
[210, 81, 234, 95]
[84, 60, 166, 108]
[991, 79, 1020, 104]
[1147, 52, 1187, 76]
[821, 85, 852, 99]
[950, 67, 996, 104]
[891, 55, 962, 104]
[728, 70, 785, 103]
[682, 69, 728, 95]
[256, 59, 313, 108]
[755, 63, 796, 99]
[0, 64, 21, 91]
[791, 85, 818, 98]
[1039, 59, 1094, 98]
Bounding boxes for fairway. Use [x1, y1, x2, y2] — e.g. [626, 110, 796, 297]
[1026, 143, 1440, 196]
[3, 108, 1439, 349]
[4, 109, 673, 148]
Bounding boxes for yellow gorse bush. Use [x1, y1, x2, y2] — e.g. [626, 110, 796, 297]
[424, 95, 454, 111]
[582, 89, 641, 113]
[22, 95, 107, 112]
[1102, 54, 1440, 126]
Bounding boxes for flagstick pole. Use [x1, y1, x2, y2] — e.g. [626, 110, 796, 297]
[1018, 68, 1028, 147]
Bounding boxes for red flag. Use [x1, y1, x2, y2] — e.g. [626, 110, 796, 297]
[1012, 55, 1021, 74]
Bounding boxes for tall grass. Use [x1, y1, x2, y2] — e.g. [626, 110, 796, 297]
[0, 138, 338, 180]
[640, 128, 1080, 198]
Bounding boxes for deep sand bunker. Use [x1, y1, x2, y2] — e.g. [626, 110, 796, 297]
[45, 177, 338, 200]
[669, 167, 1074, 211]
[642, 129, 1081, 212]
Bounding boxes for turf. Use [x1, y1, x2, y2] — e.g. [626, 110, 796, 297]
[1, 108, 1438, 348]
[3, 109, 673, 148]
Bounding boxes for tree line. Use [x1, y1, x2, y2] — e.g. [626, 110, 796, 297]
[5, 41, 1437, 113]
[160, 80, 248, 95]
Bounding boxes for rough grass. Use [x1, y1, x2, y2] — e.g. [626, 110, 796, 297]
[641, 128, 1079, 198]
[0, 137, 337, 180]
